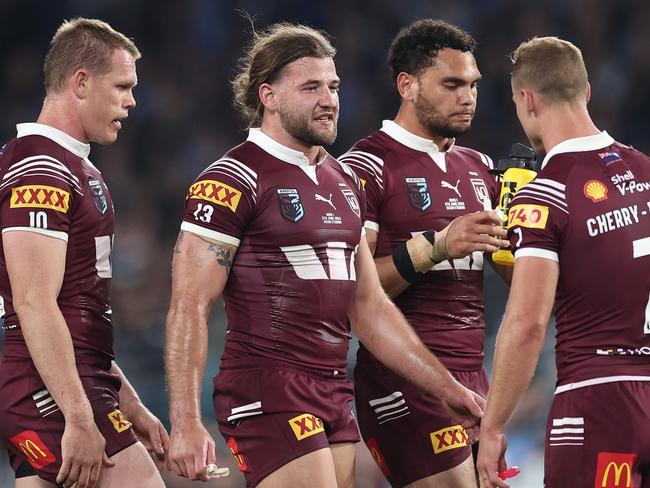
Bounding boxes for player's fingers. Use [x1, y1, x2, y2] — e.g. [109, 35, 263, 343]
[206, 438, 217, 466]
[469, 210, 502, 226]
[159, 423, 170, 457]
[88, 461, 101, 488]
[102, 451, 115, 467]
[193, 444, 211, 482]
[75, 463, 93, 488]
[56, 457, 72, 485]
[61, 462, 81, 488]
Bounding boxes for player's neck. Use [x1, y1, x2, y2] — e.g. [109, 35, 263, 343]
[260, 119, 322, 164]
[38, 95, 88, 143]
[539, 104, 600, 154]
[393, 109, 453, 152]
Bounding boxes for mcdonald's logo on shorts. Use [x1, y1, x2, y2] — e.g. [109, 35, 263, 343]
[430, 424, 468, 454]
[10, 185, 70, 213]
[595, 452, 637, 487]
[108, 409, 132, 433]
[288, 413, 324, 440]
[9, 430, 57, 469]
[227, 437, 248, 472]
[365, 437, 390, 477]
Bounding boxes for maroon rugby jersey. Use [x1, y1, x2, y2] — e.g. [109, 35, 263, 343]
[0, 123, 115, 369]
[509, 131, 650, 388]
[181, 129, 366, 374]
[340, 121, 499, 370]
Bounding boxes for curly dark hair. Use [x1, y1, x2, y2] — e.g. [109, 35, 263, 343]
[388, 19, 476, 81]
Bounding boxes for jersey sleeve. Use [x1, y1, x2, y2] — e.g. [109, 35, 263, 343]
[180, 157, 257, 247]
[338, 146, 384, 232]
[508, 177, 569, 262]
[0, 153, 81, 242]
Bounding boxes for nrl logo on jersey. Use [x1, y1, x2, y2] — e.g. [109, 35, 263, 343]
[277, 188, 304, 222]
[405, 177, 431, 211]
[88, 178, 108, 215]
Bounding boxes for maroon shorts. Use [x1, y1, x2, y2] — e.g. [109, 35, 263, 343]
[355, 361, 488, 487]
[0, 359, 138, 484]
[544, 380, 650, 488]
[214, 364, 360, 487]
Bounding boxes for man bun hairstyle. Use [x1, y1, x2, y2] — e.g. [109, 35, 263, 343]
[232, 22, 336, 128]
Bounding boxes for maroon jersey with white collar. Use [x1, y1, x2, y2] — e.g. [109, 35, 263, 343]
[510, 131, 650, 389]
[181, 128, 366, 374]
[0, 123, 115, 369]
[340, 120, 498, 370]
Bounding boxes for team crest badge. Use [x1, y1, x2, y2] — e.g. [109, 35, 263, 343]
[405, 177, 431, 211]
[277, 188, 305, 222]
[470, 178, 490, 206]
[88, 178, 108, 215]
[340, 188, 360, 217]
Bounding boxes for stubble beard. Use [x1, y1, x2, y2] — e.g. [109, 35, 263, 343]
[414, 89, 472, 139]
[278, 105, 338, 147]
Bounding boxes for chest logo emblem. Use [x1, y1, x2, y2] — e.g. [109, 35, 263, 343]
[405, 177, 431, 211]
[315, 193, 336, 210]
[88, 178, 108, 215]
[441, 179, 462, 198]
[340, 188, 360, 217]
[584, 180, 608, 202]
[277, 188, 305, 222]
[470, 178, 490, 206]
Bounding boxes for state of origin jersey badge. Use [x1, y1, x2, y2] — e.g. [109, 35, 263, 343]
[277, 188, 305, 222]
[405, 177, 431, 211]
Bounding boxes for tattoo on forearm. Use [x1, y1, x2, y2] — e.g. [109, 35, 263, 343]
[207, 243, 233, 273]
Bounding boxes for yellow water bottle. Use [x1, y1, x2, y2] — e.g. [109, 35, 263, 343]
[491, 144, 539, 266]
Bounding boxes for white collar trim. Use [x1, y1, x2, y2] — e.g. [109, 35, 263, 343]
[380, 120, 454, 153]
[542, 131, 614, 169]
[16, 123, 90, 158]
[247, 128, 327, 166]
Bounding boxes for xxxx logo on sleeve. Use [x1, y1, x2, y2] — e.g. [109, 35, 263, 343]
[430, 425, 468, 454]
[187, 180, 241, 212]
[107, 409, 132, 433]
[11, 185, 70, 213]
[288, 413, 324, 440]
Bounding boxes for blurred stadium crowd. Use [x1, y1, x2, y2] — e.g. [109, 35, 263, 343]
[0, 0, 648, 486]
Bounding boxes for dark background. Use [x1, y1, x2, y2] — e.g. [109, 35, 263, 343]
[1, 0, 648, 485]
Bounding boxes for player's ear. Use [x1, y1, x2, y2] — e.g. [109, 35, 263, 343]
[521, 88, 537, 116]
[396, 72, 416, 102]
[71, 69, 90, 99]
[259, 82, 277, 111]
[585, 81, 591, 104]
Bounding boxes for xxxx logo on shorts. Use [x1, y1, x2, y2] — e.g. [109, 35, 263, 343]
[107, 409, 132, 433]
[430, 425, 468, 454]
[288, 413, 324, 440]
[10, 430, 57, 469]
[11, 185, 70, 213]
[187, 180, 242, 212]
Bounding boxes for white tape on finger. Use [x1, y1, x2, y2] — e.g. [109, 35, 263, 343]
[206, 464, 230, 479]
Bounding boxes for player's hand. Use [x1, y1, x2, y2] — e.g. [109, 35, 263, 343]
[128, 403, 169, 471]
[440, 381, 486, 438]
[438, 211, 509, 260]
[168, 419, 217, 482]
[477, 430, 510, 488]
[56, 419, 114, 488]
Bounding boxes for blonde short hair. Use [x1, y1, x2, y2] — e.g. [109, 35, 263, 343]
[44, 17, 141, 93]
[511, 36, 587, 104]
